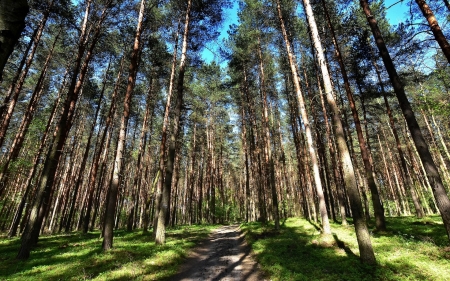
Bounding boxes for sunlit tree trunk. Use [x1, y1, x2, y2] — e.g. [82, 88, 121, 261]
[155, 0, 191, 245]
[257, 38, 279, 229]
[276, 0, 331, 235]
[153, 18, 181, 235]
[414, 0, 450, 63]
[102, 0, 145, 251]
[66, 63, 109, 233]
[301, 0, 376, 264]
[321, 0, 385, 230]
[82, 58, 123, 233]
[361, 0, 450, 242]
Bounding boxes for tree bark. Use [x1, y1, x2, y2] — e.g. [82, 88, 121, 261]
[155, 0, 191, 245]
[321, 0, 386, 230]
[0, 0, 29, 81]
[102, 0, 145, 251]
[302, 0, 376, 264]
[414, 0, 450, 63]
[360, 0, 450, 242]
[276, 0, 331, 235]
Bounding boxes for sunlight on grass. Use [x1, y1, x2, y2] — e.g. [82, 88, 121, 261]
[241, 216, 450, 281]
[0, 225, 217, 281]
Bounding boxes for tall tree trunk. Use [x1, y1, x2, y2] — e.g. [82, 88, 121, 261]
[0, 2, 53, 148]
[65, 63, 109, 233]
[155, 0, 191, 245]
[16, 0, 112, 259]
[0, 0, 29, 81]
[0, 30, 59, 194]
[321, 0, 386, 230]
[128, 80, 154, 231]
[301, 0, 376, 264]
[257, 38, 279, 229]
[414, 0, 450, 63]
[82, 58, 123, 233]
[360, 0, 450, 242]
[276, 0, 331, 235]
[153, 18, 181, 235]
[102, 0, 144, 251]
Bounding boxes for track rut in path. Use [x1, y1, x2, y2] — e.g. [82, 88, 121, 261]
[170, 224, 266, 281]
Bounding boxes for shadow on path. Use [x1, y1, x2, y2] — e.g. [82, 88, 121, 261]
[169, 225, 265, 281]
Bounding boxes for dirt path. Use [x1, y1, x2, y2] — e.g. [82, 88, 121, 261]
[170, 224, 266, 281]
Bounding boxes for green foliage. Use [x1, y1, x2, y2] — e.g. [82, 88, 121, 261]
[241, 217, 450, 281]
[0, 225, 218, 280]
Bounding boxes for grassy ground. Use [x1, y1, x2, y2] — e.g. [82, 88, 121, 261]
[0, 225, 217, 281]
[241, 216, 450, 281]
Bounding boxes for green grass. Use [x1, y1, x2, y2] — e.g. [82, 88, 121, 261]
[241, 216, 450, 281]
[0, 225, 217, 281]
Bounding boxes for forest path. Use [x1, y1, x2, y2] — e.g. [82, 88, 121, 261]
[169, 224, 266, 281]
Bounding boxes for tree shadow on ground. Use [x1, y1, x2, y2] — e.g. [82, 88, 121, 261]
[241, 218, 442, 281]
[369, 215, 449, 246]
[168, 225, 264, 281]
[0, 226, 214, 281]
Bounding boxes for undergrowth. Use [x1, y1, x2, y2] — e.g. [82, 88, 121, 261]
[241, 216, 450, 281]
[0, 225, 217, 281]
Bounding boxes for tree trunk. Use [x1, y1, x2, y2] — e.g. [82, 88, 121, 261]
[102, 0, 144, 251]
[360, 0, 450, 242]
[276, 0, 331, 235]
[257, 38, 279, 229]
[0, 3, 52, 148]
[0, 0, 29, 81]
[66, 63, 109, 233]
[82, 58, 123, 233]
[155, 0, 191, 245]
[414, 0, 450, 63]
[301, 0, 376, 264]
[153, 18, 181, 235]
[321, 0, 386, 230]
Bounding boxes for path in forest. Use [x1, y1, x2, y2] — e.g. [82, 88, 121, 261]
[170, 224, 266, 281]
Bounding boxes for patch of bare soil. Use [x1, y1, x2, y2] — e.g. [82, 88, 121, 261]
[170, 224, 267, 281]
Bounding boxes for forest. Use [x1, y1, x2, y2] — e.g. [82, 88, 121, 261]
[0, 0, 449, 280]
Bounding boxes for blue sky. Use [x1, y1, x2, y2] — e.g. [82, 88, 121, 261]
[201, 0, 411, 64]
[384, 0, 411, 25]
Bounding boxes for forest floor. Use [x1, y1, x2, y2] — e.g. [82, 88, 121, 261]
[169, 224, 266, 281]
[242, 216, 450, 281]
[0, 224, 218, 280]
[1, 216, 449, 280]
